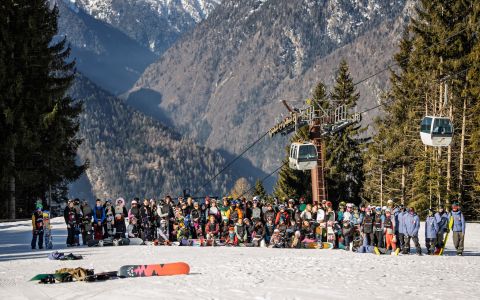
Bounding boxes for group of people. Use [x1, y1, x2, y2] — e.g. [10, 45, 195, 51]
[56, 195, 466, 255]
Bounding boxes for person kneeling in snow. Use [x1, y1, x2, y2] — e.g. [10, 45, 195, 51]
[127, 216, 140, 238]
[269, 229, 284, 248]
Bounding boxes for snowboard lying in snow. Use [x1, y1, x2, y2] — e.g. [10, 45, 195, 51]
[118, 262, 190, 278]
[303, 242, 334, 249]
[30, 262, 190, 283]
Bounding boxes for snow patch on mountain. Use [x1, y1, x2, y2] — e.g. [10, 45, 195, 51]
[75, 0, 220, 24]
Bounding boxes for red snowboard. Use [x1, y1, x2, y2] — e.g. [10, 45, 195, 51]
[118, 262, 190, 277]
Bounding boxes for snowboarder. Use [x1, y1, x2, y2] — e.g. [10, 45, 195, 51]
[80, 200, 93, 245]
[127, 216, 140, 238]
[451, 202, 465, 256]
[434, 206, 449, 250]
[31, 203, 44, 249]
[205, 215, 220, 240]
[252, 219, 266, 247]
[92, 199, 105, 240]
[373, 207, 385, 248]
[361, 207, 374, 246]
[342, 219, 353, 251]
[64, 199, 80, 246]
[128, 198, 141, 221]
[114, 198, 127, 239]
[402, 207, 422, 255]
[234, 218, 248, 246]
[383, 209, 396, 251]
[425, 209, 439, 255]
[268, 229, 284, 248]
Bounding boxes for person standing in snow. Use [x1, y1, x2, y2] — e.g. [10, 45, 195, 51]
[31, 203, 44, 249]
[425, 209, 439, 255]
[451, 202, 466, 256]
[434, 206, 449, 250]
[402, 207, 422, 255]
[383, 209, 396, 251]
[64, 199, 80, 246]
[361, 207, 374, 246]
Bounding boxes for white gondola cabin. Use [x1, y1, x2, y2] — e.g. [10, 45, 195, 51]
[420, 116, 453, 147]
[289, 142, 318, 170]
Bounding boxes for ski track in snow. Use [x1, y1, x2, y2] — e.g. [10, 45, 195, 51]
[0, 218, 479, 299]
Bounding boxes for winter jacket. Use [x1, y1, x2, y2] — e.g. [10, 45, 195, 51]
[425, 216, 439, 239]
[451, 211, 465, 233]
[398, 211, 406, 234]
[373, 213, 385, 232]
[219, 205, 230, 221]
[253, 224, 265, 239]
[251, 207, 262, 221]
[81, 204, 93, 221]
[300, 210, 312, 221]
[383, 215, 395, 235]
[342, 224, 353, 238]
[64, 207, 80, 225]
[127, 223, 140, 238]
[207, 207, 221, 222]
[351, 212, 361, 226]
[362, 214, 374, 234]
[435, 212, 449, 232]
[403, 212, 420, 237]
[32, 210, 44, 231]
[275, 211, 289, 225]
[235, 223, 247, 242]
[393, 209, 400, 233]
[343, 211, 352, 223]
[128, 206, 141, 221]
[227, 207, 243, 222]
[316, 209, 325, 222]
[92, 205, 105, 224]
[263, 210, 275, 222]
[337, 211, 344, 223]
[205, 222, 220, 236]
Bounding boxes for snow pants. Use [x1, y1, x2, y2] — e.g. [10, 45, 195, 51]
[436, 231, 445, 248]
[31, 230, 44, 249]
[452, 232, 464, 254]
[374, 230, 384, 248]
[403, 235, 421, 254]
[385, 233, 396, 250]
[425, 238, 436, 254]
[66, 225, 76, 246]
[363, 232, 374, 246]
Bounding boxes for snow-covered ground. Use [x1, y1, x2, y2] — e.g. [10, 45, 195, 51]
[0, 218, 479, 299]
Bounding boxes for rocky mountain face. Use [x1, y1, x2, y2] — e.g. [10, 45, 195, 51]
[70, 74, 266, 199]
[130, 0, 415, 173]
[73, 0, 221, 54]
[56, 0, 157, 94]
[56, 0, 221, 95]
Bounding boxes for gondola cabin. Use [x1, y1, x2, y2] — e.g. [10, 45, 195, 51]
[289, 142, 318, 170]
[420, 116, 453, 147]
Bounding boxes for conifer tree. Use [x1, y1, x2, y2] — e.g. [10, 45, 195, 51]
[0, 0, 85, 218]
[253, 179, 268, 200]
[325, 60, 365, 205]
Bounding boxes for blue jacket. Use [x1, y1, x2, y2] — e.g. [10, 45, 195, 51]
[435, 212, 449, 232]
[93, 205, 106, 223]
[451, 211, 465, 233]
[425, 216, 439, 239]
[403, 212, 420, 236]
[398, 211, 407, 234]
